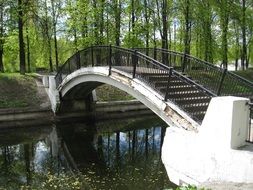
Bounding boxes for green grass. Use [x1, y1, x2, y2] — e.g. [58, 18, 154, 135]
[96, 84, 135, 101]
[0, 73, 40, 109]
[233, 69, 253, 82]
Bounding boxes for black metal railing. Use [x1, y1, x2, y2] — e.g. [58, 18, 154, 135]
[55, 45, 215, 123]
[136, 48, 253, 101]
[248, 103, 253, 143]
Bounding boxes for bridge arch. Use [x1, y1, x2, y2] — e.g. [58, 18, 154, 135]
[46, 45, 253, 186]
[58, 66, 199, 130]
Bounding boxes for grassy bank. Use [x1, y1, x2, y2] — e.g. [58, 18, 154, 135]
[233, 69, 253, 82]
[96, 84, 135, 101]
[0, 73, 40, 109]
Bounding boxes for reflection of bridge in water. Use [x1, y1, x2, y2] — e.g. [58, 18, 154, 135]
[57, 116, 173, 189]
[44, 45, 253, 187]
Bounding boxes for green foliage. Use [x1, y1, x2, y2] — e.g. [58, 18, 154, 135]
[3, 31, 19, 72]
[0, 0, 253, 72]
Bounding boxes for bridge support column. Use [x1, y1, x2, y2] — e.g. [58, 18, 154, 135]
[85, 91, 97, 112]
[43, 75, 60, 112]
[162, 96, 253, 188]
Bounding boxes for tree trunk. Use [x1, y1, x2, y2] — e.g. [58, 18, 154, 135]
[173, 20, 176, 51]
[18, 0, 26, 74]
[145, 129, 149, 159]
[24, 144, 31, 185]
[183, 0, 191, 55]
[44, 0, 53, 72]
[221, 17, 228, 69]
[74, 28, 78, 52]
[234, 20, 240, 71]
[132, 130, 136, 162]
[153, 10, 157, 48]
[92, 0, 99, 45]
[26, 27, 31, 73]
[99, 0, 105, 44]
[241, 0, 246, 70]
[114, 0, 121, 46]
[48, 43, 53, 72]
[51, 0, 59, 71]
[220, 0, 229, 69]
[204, 20, 213, 62]
[161, 0, 168, 65]
[183, 0, 191, 72]
[144, 0, 150, 50]
[196, 29, 199, 58]
[131, 0, 135, 48]
[0, 2, 4, 73]
[116, 132, 120, 164]
[53, 24, 59, 71]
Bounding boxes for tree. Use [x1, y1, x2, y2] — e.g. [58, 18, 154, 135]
[0, 0, 4, 72]
[18, 0, 26, 74]
[195, 1, 214, 62]
[241, 0, 246, 69]
[51, 0, 62, 71]
[39, 0, 53, 72]
[183, 0, 191, 57]
[113, 0, 121, 46]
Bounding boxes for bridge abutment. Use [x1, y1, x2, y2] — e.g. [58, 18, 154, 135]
[162, 96, 253, 188]
[43, 75, 60, 112]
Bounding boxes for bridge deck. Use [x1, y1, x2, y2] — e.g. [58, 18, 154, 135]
[55, 45, 253, 128]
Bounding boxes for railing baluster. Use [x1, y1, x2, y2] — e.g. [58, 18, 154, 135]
[217, 69, 227, 96]
[132, 50, 138, 78]
[164, 68, 173, 101]
[153, 47, 157, 60]
[246, 102, 253, 143]
[68, 60, 71, 74]
[109, 45, 112, 76]
[91, 46, 94, 67]
[76, 51, 80, 69]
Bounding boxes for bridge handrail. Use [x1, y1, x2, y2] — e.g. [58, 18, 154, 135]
[134, 47, 218, 69]
[55, 46, 172, 88]
[135, 48, 253, 99]
[55, 46, 215, 97]
[247, 102, 253, 143]
[55, 45, 218, 123]
[135, 51, 216, 97]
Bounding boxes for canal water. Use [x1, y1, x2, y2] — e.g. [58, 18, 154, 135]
[0, 115, 175, 189]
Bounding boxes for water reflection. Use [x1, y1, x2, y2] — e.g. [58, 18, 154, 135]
[0, 116, 175, 189]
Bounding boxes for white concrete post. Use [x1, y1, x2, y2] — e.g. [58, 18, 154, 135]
[42, 75, 49, 88]
[49, 76, 57, 91]
[162, 96, 253, 186]
[200, 96, 250, 149]
[47, 75, 60, 112]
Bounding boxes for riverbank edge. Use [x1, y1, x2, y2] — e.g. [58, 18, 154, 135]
[0, 107, 53, 128]
[0, 100, 152, 128]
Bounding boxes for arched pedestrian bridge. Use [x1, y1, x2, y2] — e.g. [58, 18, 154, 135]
[51, 45, 253, 128]
[44, 45, 253, 186]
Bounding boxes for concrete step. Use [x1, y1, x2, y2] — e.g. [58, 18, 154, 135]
[159, 85, 198, 92]
[183, 105, 208, 112]
[174, 97, 211, 105]
[154, 81, 187, 88]
[191, 111, 206, 121]
[166, 92, 208, 99]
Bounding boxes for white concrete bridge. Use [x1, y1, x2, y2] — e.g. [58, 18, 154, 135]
[43, 45, 253, 188]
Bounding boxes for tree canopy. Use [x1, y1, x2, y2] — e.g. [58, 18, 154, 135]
[0, 0, 252, 73]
